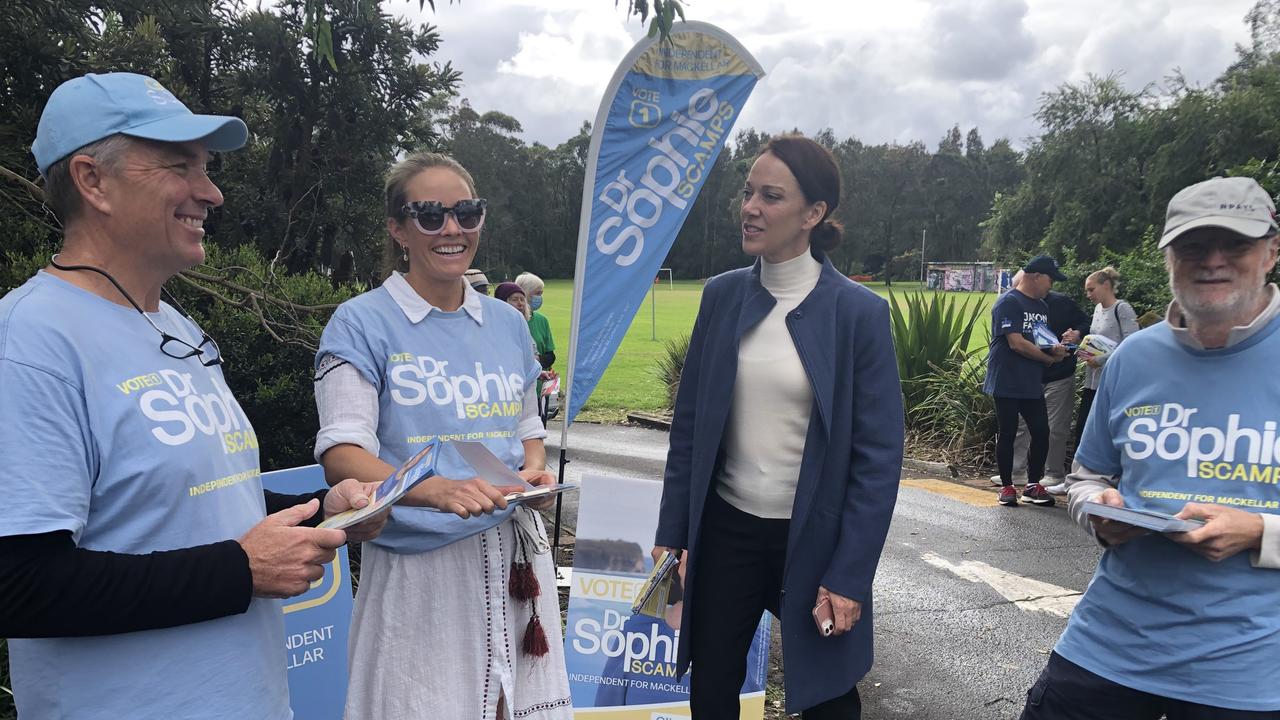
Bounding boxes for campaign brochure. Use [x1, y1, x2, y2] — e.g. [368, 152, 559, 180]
[1031, 320, 1061, 349]
[1076, 334, 1119, 362]
[452, 439, 529, 488]
[421, 483, 579, 513]
[506, 483, 578, 505]
[1031, 321, 1076, 351]
[630, 550, 680, 618]
[317, 440, 440, 530]
[411, 439, 578, 512]
[1082, 501, 1206, 533]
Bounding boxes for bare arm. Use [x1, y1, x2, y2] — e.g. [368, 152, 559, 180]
[320, 443, 395, 488]
[522, 438, 547, 472]
[320, 443, 512, 518]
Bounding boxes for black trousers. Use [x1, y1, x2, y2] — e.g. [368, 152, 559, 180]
[1072, 387, 1097, 451]
[688, 489, 862, 719]
[994, 396, 1049, 486]
[1021, 652, 1280, 720]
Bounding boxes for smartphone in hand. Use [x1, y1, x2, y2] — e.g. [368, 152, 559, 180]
[812, 596, 835, 637]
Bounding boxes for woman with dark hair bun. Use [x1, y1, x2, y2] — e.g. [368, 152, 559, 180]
[652, 135, 904, 718]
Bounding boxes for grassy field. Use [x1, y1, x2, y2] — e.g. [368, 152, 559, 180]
[539, 278, 997, 423]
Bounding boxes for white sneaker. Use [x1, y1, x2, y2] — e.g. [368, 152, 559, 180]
[1044, 482, 1068, 496]
[990, 474, 1028, 486]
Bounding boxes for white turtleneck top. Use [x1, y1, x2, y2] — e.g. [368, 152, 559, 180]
[716, 250, 822, 518]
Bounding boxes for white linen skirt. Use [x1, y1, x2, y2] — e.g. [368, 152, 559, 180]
[344, 510, 572, 720]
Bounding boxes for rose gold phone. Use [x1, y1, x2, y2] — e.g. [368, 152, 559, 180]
[812, 596, 834, 637]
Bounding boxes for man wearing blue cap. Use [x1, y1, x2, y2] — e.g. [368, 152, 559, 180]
[0, 73, 389, 719]
[1021, 176, 1280, 719]
[983, 255, 1070, 506]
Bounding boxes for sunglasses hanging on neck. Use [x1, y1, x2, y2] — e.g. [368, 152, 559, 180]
[49, 255, 223, 367]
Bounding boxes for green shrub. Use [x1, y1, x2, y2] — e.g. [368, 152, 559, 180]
[909, 354, 996, 465]
[1053, 228, 1170, 318]
[652, 332, 691, 411]
[888, 290, 986, 415]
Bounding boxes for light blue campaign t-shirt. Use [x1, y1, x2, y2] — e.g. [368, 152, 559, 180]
[0, 272, 289, 720]
[1057, 318, 1280, 711]
[316, 277, 542, 553]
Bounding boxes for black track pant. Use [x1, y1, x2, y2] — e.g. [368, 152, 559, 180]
[994, 396, 1049, 486]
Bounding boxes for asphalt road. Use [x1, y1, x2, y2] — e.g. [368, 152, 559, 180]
[545, 421, 1103, 719]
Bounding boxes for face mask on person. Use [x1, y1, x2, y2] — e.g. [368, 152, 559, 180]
[530, 295, 543, 311]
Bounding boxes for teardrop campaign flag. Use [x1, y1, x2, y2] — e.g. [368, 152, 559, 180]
[564, 22, 764, 424]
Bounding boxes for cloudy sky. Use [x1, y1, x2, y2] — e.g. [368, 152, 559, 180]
[388, 0, 1257, 149]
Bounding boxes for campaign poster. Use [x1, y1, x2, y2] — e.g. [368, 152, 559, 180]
[565, 475, 770, 719]
[262, 464, 353, 720]
[563, 22, 764, 424]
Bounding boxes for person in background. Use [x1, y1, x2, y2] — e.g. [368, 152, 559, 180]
[515, 272, 556, 373]
[495, 281, 530, 320]
[1021, 175, 1280, 720]
[983, 257, 1071, 507]
[653, 135, 904, 719]
[313, 153, 570, 720]
[515, 272, 559, 422]
[465, 267, 491, 295]
[991, 274, 1090, 491]
[1065, 266, 1140, 478]
[0, 72, 386, 720]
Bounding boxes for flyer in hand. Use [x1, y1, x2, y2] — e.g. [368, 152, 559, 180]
[1082, 501, 1206, 534]
[1031, 321, 1076, 351]
[504, 483, 578, 506]
[630, 550, 680, 618]
[1031, 320, 1061, 349]
[420, 440, 578, 512]
[317, 440, 440, 530]
[1076, 334, 1119, 362]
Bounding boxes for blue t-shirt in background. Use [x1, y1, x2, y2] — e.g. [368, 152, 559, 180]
[316, 279, 542, 554]
[983, 289, 1049, 399]
[1057, 318, 1280, 711]
[0, 272, 289, 720]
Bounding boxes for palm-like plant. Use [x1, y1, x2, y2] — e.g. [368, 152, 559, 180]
[887, 290, 986, 413]
[653, 332, 692, 410]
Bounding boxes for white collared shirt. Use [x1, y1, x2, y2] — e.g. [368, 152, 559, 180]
[382, 271, 487, 325]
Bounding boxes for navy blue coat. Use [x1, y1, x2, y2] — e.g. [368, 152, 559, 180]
[654, 249, 905, 713]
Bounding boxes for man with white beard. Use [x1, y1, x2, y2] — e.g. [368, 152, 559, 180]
[1020, 176, 1280, 719]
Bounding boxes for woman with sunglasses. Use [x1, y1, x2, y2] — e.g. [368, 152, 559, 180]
[313, 152, 572, 719]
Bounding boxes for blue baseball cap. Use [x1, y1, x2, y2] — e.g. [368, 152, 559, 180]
[32, 72, 248, 176]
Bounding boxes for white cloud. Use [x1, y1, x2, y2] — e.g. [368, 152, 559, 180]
[386, 0, 1256, 149]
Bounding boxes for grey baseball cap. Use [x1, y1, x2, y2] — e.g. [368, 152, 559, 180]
[1159, 176, 1278, 249]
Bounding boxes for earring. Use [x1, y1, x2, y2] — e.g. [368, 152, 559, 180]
[401, 245, 408, 262]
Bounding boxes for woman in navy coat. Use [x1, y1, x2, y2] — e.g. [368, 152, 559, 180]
[653, 135, 904, 718]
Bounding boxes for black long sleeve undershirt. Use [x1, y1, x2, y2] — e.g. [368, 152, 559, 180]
[0, 488, 329, 638]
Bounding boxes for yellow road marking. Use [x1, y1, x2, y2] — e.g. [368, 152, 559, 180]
[900, 477, 999, 507]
